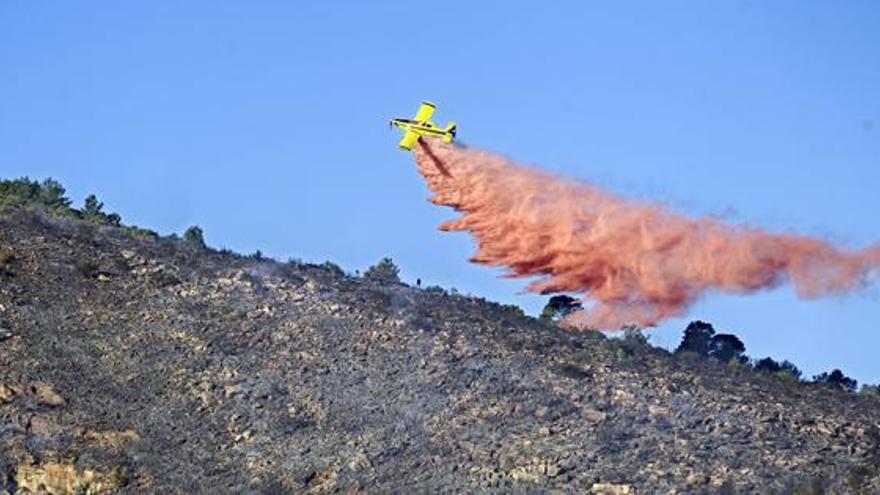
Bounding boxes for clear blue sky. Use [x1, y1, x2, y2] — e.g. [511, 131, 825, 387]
[2, 2, 879, 383]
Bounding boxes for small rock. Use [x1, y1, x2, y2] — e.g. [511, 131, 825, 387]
[582, 408, 607, 423]
[28, 415, 62, 436]
[0, 327, 12, 341]
[224, 384, 241, 398]
[0, 383, 19, 402]
[592, 483, 634, 494]
[348, 451, 371, 471]
[32, 383, 66, 407]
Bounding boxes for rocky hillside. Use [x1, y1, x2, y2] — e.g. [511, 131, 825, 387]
[1, 207, 879, 494]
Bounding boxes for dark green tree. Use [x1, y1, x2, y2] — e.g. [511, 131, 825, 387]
[675, 320, 715, 356]
[83, 194, 104, 221]
[778, 360, 802, 380]
[105, 212, 122, 226]
[183, 226, 206, 248]
[364, 257, 400, 283]
[708, 333, 746, 363]
[539, 295, 583, 322]
[754, 357, 802, 381]
[39, 178, 71, 209]
[0, 177, 72, 210]
[622, 325, 649, 344]
[813, 369, 857, 392]
[754, 357, 782, 374]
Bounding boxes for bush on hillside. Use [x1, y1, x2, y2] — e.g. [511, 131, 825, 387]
[321, 261, 345, 278]
[622, 325, 649, 345]
[813, 369, 857, 392]
[183, 226, 206, 248]
[0, 177, 72, 210]
[859, 384, 880, 398]
[83, 194, 104, 221]
[754, 357, 802, 381]
[81, 194, 122, 226]
[125, 225, 159, 241]
[364, 257, 400, 284]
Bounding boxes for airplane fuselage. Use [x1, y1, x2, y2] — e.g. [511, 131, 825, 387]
[390, 101, 457, 150]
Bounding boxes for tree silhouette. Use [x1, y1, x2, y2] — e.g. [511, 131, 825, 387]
[539, 295, 582, 322]
[708, 333, 746, 363]
[184, 226, 206, 248]
[675, 320, 715, 356]
[365, 257, 400, 284]
[812, 369, 857, 392]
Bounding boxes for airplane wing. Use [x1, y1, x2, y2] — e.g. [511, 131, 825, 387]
[398, 130, 421, 150]
[413, 101, 435, 123]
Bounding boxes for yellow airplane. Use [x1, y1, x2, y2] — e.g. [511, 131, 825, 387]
[389, 101, 457, 150]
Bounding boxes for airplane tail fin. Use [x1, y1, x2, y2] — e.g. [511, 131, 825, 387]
[443, 122, 457, 142]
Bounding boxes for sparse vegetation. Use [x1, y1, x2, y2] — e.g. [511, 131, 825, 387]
[671, 319, 870, 394]
[754, 357, 803, 381]
[0, 177, 72, 211]
[364, 257, 400, 284]
[124, 225, 159, 241]
[320, 261, 345, 278]
[82, 194, 122, 226]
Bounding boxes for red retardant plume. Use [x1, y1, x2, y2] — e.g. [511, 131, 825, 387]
[413, 140, 880, 330]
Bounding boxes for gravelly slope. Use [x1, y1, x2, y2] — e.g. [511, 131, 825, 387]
[1, 208, 879, 494]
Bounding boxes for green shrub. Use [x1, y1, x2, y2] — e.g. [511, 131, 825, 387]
[321, 261, 345, 277]
[183, 225, 206, 248]
[773, 370, 800, 384]
[0, 177, 72, 211]
[364, 257, 400, 283]
[0, 246, 14, 266]
[622, 325, 649, 345]
[105, 212, 122, 226]
[80, 193, 125, 226]
[813, 369, 857, 391]
[501, 304, 526, 318]
[39, 178, 71, 209]
[83, 194, 104, 222]
[728, 358, 748, 372]
[125, 226, 159, 241]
